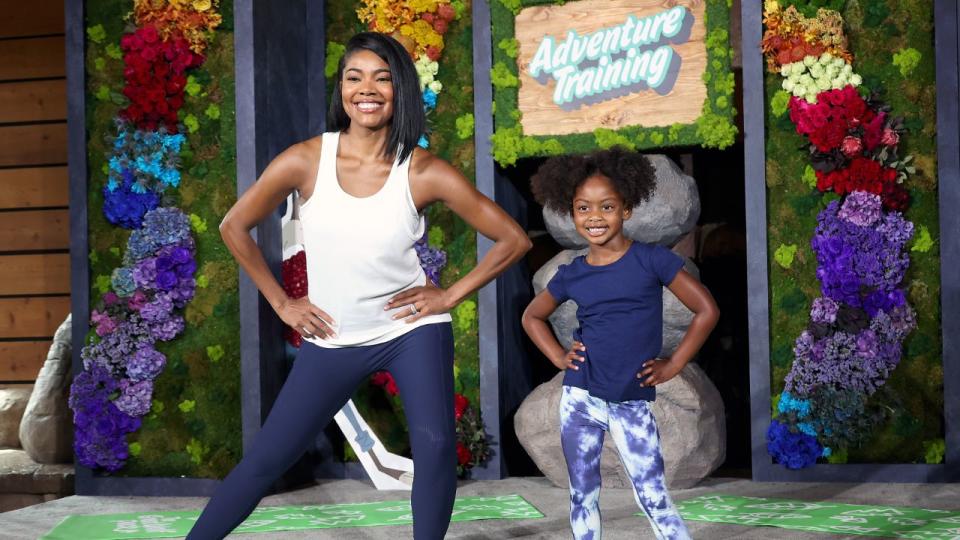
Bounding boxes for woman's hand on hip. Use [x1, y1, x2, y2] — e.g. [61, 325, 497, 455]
[276, 297, 337, 340]
[386, 284, 452, 323]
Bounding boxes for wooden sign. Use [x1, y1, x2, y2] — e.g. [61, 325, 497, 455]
[514, 0, 707, 136]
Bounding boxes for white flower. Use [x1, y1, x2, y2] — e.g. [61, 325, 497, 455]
[842, 63, 853, 75]
[816, 77, 831, 91]
[850, 74, 862, 86]
[803, 55, 817, 67]
[833, 57, 846, 69]
[825, 65, 839, 79]
[781, 65, 791, 77]
[805, 92, 818, 103]
[428, 80, 442, 93]
[820, 52, 834, 64]
[782, 79, 796, 92]
[799, 73, 814, 86]
[831, 77, 845, 89]
[810, 64, 825, 79]
[793, 84, 807, 97]
[790, 62, 806, 76]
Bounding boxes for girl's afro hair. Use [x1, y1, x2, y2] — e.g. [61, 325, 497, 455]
[530, 146, 656, 215]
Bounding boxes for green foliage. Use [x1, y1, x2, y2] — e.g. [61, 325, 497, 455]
[491, 62, 519, 88]
[774, 244, 798, 269]
[695, 111, 738, 149]
[781, 0, 846, 18]
[428, 226, 445, 248]
[454, 299, 477, 333]
[325, 41, 346, 78]
[771, 90, 791, 117]
[910, 225, 933, 253]
[802, 165, 817, 188]
[892, 48, 922, 77]
[455, 113, 474, 140]
[497, 38, 519, 59]
[923, 439, 945, 464]
[87, 24, 107, 43]
[183, 113, 200, 133]
[498, 0, 522, 15]
[593, 128, 635, 150]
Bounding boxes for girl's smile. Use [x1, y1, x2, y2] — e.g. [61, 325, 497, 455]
[573, 174, 632, 252]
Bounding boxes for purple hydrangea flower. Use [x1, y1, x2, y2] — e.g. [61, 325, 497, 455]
[837, 190, 882, 227]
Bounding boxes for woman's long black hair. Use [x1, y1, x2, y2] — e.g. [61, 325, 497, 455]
[328, 32, 425, 165]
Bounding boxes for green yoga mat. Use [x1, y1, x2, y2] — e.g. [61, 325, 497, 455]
[677, 494, 960, 539]
[41, 494, 543, 540]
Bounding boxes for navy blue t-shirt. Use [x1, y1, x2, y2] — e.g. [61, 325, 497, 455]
[546, 242, 684, 402]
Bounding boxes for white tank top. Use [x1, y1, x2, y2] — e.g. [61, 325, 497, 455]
[298, 131, 451, 348]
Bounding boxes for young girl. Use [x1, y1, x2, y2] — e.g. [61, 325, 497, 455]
[522, 148, 719, 540]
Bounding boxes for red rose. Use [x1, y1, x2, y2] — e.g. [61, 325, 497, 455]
[841, 136, 863, 157]
[433, 18, 449, 34]
[425, 46, 441, 61]
[422, 12, 435, 24]
[456, 442, 472, 466]
[370, 371, 399, 396]
[881, 127, 900, 147]
[454, 393, 469, 420]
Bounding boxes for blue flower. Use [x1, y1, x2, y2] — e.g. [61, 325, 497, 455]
[422, 88, 437, 109]
[767, 420, 822, 469]
[418, 134, 429, 148]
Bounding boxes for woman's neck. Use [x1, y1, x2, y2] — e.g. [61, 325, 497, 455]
[341, 125, 391, 163]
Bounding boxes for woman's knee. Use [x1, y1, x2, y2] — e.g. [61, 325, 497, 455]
[410, 425, 456, 463]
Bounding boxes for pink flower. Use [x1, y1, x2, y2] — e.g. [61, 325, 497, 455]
[841, 136, 863, 157]
[128, 290, 148, 311]
[91, 310, 118, 336]
[881, 127, 900, 147]
[103, 292, 119, 306]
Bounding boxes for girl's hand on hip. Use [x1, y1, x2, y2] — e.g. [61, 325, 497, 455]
[551, 341, 586, 371]
[276, 297, 337, 340]
[386, 284, 452, 323]
[637, 358, 683, 387]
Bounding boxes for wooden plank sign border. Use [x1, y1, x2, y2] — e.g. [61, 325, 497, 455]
[490, 0, 737, 164]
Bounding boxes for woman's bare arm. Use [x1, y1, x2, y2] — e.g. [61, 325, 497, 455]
[219, 139, 334, 338]
[387, 151, 532, 320]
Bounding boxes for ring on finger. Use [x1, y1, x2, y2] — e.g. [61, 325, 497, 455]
[409, 303, 418, 315]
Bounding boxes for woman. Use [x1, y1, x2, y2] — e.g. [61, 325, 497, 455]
[187, 32, 530, 539]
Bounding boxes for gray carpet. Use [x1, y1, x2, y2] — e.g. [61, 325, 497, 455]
[3, 477, 958, 539]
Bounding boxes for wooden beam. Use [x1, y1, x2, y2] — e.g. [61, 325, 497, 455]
[0, 341, 50, 382]
[0, 0, 64, 39]
[0, 297, 70, 338]
[0, 254, 70, 295]
[0, 209, 69, 251]
[0, 167, 69, 209]
[0, 36, 65, 82]
[0, 79, 67, 123]
[0, 123, 68, 167]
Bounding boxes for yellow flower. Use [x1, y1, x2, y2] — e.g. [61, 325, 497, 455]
[193, 0, 211, 11]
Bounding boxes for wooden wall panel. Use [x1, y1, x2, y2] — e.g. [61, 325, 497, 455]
[0, 37, 66, 81]
[0, 209, 69, 251]
[0, 253, 70, 295]
[0, 167, 69, 209]
[0, 342, 50, 382]
[0, 0, 64, 39]
[0, 80, 67, 123]
[0, 123, 68, 167]
[0, 297, 70, 338]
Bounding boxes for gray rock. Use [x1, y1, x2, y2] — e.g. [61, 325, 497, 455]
[533, 250, 699, 358]
[0, 387, 32, 449]
[515, 363, 725, 490]
[19, 316, 73, 463]
[542, 154, 700, 249]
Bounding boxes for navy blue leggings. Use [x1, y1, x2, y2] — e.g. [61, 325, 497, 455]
[186, 323, 456, 540]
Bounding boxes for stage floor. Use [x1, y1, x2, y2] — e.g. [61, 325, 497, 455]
[2, 476, 958, 539]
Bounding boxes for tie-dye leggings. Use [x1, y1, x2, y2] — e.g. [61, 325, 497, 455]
[559, 385, 691, 540]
